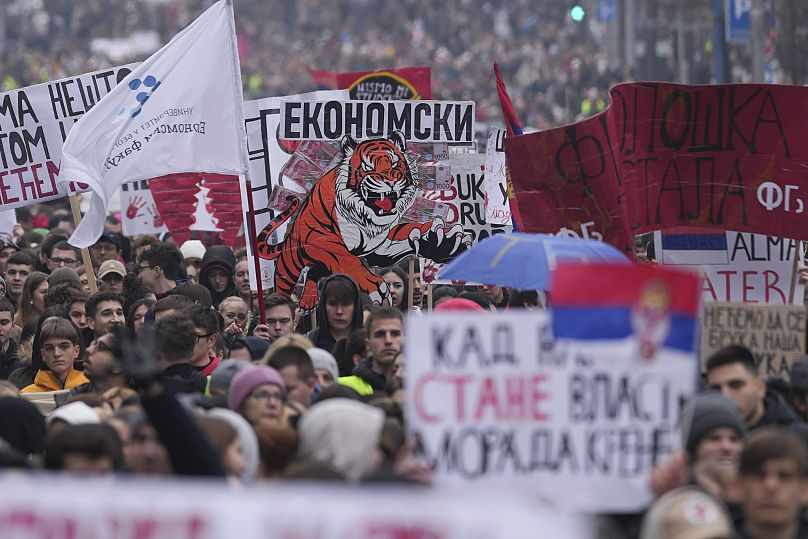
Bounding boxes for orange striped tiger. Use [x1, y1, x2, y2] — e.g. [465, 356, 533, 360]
[256, 132, 469, 311]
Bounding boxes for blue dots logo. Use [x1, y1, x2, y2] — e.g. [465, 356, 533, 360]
[120, 75, 161, 118]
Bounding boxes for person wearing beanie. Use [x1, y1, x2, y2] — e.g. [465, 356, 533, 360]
[640, 485, 734, 539]
[180, 240, 206, 267]
[434, 297, 486, 312]
[207, 359, 247, 406]
[227, 336, 270, 362]
[681, 392, 747, 469]
[228, 364, 287, 428]
[788, 355, 808, 421]
[307, 347, 339, 389]
[47, 267, 83, 291]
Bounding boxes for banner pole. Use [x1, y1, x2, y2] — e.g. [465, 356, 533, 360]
[68, 195, 98, 293]
[244, 180, 266, 325]
[407, 257, 415, 311]
[790, 240, 802, 304]
[427, 283, 433, 312]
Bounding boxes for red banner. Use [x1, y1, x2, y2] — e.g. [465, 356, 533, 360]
[505, 82, 808, 253]
[336, 66, 431, 100]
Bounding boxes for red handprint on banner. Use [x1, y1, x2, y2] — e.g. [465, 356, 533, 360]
[126, 196, 147, 219]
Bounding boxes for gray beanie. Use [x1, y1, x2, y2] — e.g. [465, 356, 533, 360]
[681, 392, 747, 456]
[307, 348, 339, 383]
[209, 359, 247, 396]
[48, 267, 82, 290]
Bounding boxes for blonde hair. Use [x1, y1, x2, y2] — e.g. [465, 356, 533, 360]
[259, 334, 312, 365]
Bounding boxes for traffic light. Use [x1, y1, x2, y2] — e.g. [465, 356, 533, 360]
[570, 4, 586, 23]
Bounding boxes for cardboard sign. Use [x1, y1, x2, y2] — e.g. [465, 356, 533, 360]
[701, 302, 807, 376]
[0, 476, 591, 538]
[406, 309, 696, 513]
[506, 82, 808, 253]
[280, 100, 475, 143]
[484, 127, 511, 226]
[0, 65, 134, 209]
[422, 154, 512, 283]
[337, 66, 432, 100]
[653, 230, 804, 304]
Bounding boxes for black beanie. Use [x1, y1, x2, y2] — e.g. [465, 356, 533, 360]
[681, 392, 747, 456]
[0, 397, 46, 455]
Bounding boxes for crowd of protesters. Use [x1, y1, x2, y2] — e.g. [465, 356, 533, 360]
[0, 210, 804, 538]
[0, 0, 727, 131]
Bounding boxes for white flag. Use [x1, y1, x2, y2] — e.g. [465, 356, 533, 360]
[57, 0, 247, 248]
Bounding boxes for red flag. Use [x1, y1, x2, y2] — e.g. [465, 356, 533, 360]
[306, 67, 338, 90]
[493, 63, 525, 230]
[336, 66, 431, 100]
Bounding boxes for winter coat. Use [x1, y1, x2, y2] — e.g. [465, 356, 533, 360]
[751, 391, 801, 430]
[20, 369, 89, 394]
[338, 357, 386, 396]
[198, 246, 238, 309]
[307, 274, 364, 352]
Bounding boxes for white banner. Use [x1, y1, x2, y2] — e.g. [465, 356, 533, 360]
[0, 477, 591, 538]
[653, 230, 804, 304]
[0, 65, 133, 209]
[280, 100, 475, 143]
[58, 0, 247, 247]
[406, 311, 695, 512]
[483, 127, 511, 226]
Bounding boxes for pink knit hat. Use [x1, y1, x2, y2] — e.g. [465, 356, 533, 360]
[434, 298, 486, 312]
[227, 364, 286, 411]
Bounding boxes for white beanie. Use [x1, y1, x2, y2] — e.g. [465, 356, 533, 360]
[46, 402, 101, 426]
[180, 239, 206, 260]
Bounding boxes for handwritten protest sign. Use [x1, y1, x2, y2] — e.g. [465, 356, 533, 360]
[0, 476, 590, 538]
[484, 127, 511, 226]
[421, 154, 511, 282]
[0, 65, 134, 209]
[506, 83, 808, 253]
[407, 308, 696, 512]
[654, 230, 804, 304]
[280, 100, 475, 143]
[701, 303, 807, 376]
[336, 66, 432, 100]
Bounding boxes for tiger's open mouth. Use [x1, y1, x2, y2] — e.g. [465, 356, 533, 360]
[362, 186, 400, 216]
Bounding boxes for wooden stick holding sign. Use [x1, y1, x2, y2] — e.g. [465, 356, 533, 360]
[427, 283, 433, 312]
[790, 240, 802, 304]
[407, 257, 415, 311]
[68, 195, 98, 293]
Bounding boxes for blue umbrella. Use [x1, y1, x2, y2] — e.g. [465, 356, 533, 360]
[437, 232, 631, 290]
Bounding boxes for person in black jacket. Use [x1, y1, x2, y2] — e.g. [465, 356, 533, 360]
[307, 274, 364, 352]
[0, 298, 19, 379]
[706, 345, 801, 431]
[152, 314, 207, 395]
[198, 246, 238, 310]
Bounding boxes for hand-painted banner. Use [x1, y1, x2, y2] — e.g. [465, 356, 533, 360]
[336, 66, 432, 100]
[280, 100, 475, 143]
[653, 229, 804, 304]
[121, 179, 167, 236]
[241, 90, 349, 289]
[484, 127, 512, 226]
[0, 65, 134, 209]
[506, 82, 808, 251]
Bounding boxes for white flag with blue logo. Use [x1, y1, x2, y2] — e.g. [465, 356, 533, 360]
[57, 0, 247, 248]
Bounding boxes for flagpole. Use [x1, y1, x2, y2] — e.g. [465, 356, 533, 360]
[68, 195, 98, 293]
[407, 257, 415, 310]
[790, 240, 801, 304]
[224, 0, 266, 325]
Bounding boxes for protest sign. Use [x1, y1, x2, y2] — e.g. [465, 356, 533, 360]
[336, 66, 432, 100]
[280, 100, 475, 143]
[240, 90, 348, 289]
[0, 64, 133, 210]
[406, 307, 697, 512]
[506, 82, 808, 254]
[422, 154, 511, 283]
[121, 179, 167, 236]
[0, 476, 590, 538]
[701, 302, 807, 376]
[653, 229, 804, 304]
[484, 127, 511, 226]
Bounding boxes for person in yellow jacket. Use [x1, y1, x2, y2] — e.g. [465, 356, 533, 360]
[21, 318, 88, 394]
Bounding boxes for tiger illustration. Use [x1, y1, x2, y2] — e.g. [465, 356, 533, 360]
[256, 131, 470, 311]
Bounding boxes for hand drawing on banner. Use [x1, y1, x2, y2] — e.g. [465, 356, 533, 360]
[255, 132, 472, 311]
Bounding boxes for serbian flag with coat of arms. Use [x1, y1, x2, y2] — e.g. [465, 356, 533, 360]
[57, 0, 248, 248]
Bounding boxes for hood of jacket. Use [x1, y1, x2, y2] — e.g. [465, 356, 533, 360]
[756, 391, 800, 429]
[199, 246, 238, 307]
[309, 274, 364, 351]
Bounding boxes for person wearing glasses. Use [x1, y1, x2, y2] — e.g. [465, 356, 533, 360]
[46, 241, 81, 273]
[183, 304, 222, 376]
[136, 243, 183, 299]
[227, 364, 287, 428]
[90, 231, 122, 264]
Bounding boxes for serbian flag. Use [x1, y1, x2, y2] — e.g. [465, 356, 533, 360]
[57, 0, 248, 248]
[493, 63, 525, 231]
[551, 263, 702, 358]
